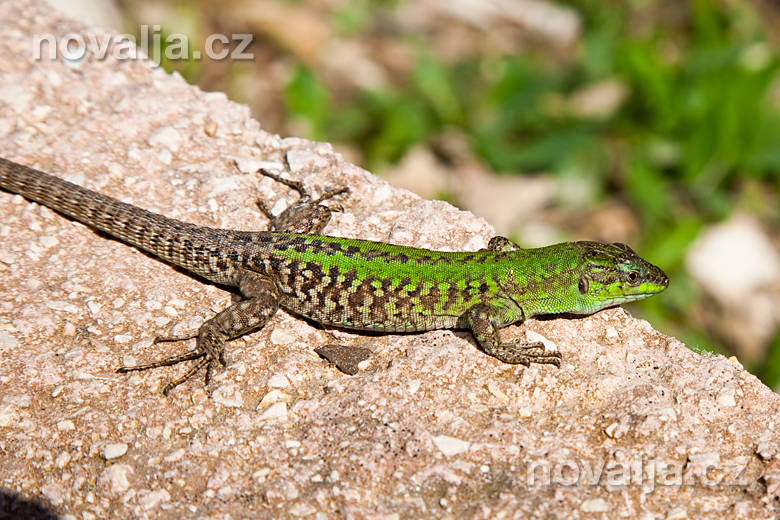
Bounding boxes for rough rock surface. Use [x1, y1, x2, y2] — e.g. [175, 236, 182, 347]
[0, 2, 779, 519]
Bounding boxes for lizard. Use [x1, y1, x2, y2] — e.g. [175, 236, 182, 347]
[0, 156, 669, 394]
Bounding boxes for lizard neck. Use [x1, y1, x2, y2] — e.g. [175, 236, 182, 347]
[493, 244, 583, 318]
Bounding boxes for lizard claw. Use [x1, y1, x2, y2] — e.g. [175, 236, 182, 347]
[117, 326, 228, 395]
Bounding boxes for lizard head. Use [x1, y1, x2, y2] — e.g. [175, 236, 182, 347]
[573, 241, 669, 313]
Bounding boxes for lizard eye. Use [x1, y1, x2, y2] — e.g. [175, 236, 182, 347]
[627, 271, 640, 284]
[578, 277, 588, 294]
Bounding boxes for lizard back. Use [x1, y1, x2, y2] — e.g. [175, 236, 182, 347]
[242, 232, 519, 332]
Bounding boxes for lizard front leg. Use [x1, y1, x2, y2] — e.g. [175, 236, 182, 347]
[460, 303, 562, 367]
[118, 271, 279, 394]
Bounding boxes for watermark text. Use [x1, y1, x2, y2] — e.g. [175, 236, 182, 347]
[32, 25, 253, 63]
[526, 455, 752, 493]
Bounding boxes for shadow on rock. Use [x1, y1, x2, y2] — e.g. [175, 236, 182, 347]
[0, 489, 60, 520]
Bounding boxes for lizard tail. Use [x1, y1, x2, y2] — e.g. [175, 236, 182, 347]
[0, 157, 243, 285]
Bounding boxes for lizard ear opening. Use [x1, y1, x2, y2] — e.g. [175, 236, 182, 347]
[578, 277, 589, 295]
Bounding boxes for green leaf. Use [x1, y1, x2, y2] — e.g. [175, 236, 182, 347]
[413, 54, 462, 125]
[284, 66, 331, 140]
[623, 156, 671, 224]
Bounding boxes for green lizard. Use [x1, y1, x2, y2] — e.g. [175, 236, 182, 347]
[0, 157, 668, 394]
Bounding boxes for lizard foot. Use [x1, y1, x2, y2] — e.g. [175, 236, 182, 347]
[242, 158, 349, 234]
[118, 271, 278, 395]
[490, 341, 563, 368]
[117, 327, 228, 395]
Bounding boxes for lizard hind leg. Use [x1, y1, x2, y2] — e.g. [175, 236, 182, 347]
[253, 165, 349, 234]
[117, 271, 280, 395]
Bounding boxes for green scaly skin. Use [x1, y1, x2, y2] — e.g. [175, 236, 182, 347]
[257, 233, 668, 368]
[0, 158, 669, 393]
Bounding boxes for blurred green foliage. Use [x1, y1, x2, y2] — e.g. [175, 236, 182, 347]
[761, 332, 780, 386]
[282, 0, 780, 385]
[284, 0, 780, 207]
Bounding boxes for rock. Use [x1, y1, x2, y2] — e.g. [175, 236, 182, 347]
[0, 3, 778, 519]
[687, 213, 780, 361]
[102, 443, 128, 460]
[432, 435, 470, 457]
[98, 464, 134, 495]
[383, 145, 450, 200]
[687, 214, 780, 305]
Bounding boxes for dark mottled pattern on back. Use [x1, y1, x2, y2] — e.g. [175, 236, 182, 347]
[236, 232, 511, 331]
[0, 158, 668, 336]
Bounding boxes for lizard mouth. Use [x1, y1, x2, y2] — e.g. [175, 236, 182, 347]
[587, 270, 668, 313]
[609, 275, 669, 306]
[637, 269, 670, 295]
